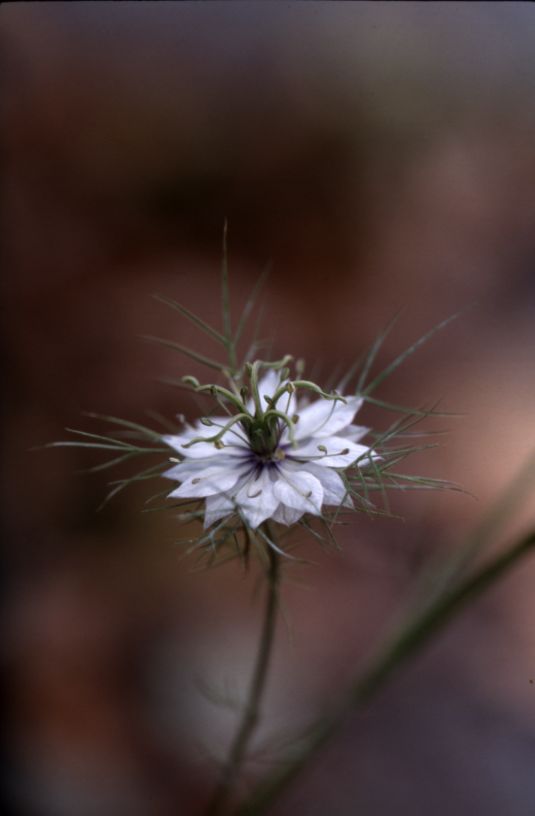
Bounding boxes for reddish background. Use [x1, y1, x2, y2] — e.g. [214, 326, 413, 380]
[3, 4, 535, 815]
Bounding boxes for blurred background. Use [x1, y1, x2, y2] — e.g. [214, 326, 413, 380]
[3, 2, 535, 814]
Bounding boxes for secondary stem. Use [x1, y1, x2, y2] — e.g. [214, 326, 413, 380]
[235, 528, 535, 815]
[205, 535, 280, 816]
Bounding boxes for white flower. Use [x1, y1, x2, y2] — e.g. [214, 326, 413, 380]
[162, 370, 379, 530]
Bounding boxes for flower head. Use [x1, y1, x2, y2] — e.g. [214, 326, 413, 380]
[162, 365, 379, 530]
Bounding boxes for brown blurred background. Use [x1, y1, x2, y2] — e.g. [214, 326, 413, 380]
[3, 3, 535, 814]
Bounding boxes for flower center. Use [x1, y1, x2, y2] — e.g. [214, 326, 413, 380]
[254, 447, 286, 466]
[247, 416, 282, 458]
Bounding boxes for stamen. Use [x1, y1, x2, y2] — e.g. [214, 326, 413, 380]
[183, 412, 252, 449]
[293, 445, 352, 462]
[263, 409, 297, 448]
[269, 382, 294, 411]
[291, 380, 347, 404]
[193, 383, 248, 413]
[264, 354, 293, 371]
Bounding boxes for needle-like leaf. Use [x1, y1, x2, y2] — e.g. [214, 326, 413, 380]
[153, 294, 227, 345]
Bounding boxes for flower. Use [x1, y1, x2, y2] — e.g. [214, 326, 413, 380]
[162, 368, 379, 530]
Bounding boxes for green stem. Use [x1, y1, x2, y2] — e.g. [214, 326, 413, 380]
[221, 219, 238, 373]
[235, 528, 535, 815]
[205, 536, 280, 816]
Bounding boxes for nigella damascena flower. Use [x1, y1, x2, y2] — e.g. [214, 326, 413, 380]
[162, 367, 379, 529]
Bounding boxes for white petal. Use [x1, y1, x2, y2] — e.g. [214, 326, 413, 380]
[162, 433, 194, 453]
[234, 468, 280, 529]
[272, 468, 323, 515]
[163, 459, 208, 481]
[289, 436, 373, 468]
[168, 463, 246, 498]
[338, 424, 369, 443]
[275, 386, 297, 418]
[292, 461, 353, 508]
[284, 396, 363, 441]
[162, 433, 248, 459]
[246, 369, 282, 414]
[259, 369, 283, 410]
[164, 454, 247, 481]
[203, 493, 236, 528]
[197, 417, 249, 446]
[271, 504, 305, 525]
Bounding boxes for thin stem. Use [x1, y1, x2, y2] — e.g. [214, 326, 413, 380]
[235, 528, 535, 815]
[205, 533, 280, 816]
[221, 219, 238, 373]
